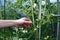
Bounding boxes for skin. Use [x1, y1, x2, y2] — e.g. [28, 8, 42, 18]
[0, 17, 32, 28]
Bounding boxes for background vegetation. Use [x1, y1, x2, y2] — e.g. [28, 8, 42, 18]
[0, 0, 59, 40]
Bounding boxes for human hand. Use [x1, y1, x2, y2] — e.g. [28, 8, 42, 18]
[15, 17, 32, 28]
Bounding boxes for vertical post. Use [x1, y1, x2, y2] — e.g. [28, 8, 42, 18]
[38, 0, 42, 40]
[3, 0, 5, 40]
[56, 0, 60, 40]
[56, 22, 60, 40]
[4, 0, 6, 19]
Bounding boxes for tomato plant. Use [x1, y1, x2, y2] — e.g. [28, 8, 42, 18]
[0, 0, 59, 40]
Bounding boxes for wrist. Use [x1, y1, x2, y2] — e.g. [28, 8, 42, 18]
[13, 20, 18, 25]
[13, 20, 21, 25]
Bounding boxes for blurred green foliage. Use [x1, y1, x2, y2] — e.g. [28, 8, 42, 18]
[0, 0, 59, 40]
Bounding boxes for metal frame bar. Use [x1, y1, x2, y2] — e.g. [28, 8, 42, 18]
[56, 0, 60, 40]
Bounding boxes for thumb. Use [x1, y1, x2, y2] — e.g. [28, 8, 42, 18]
[24, 21, 32, 24]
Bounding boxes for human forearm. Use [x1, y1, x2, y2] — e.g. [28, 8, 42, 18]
[0, 17, 32, 28]
[0, 20, 17, 28]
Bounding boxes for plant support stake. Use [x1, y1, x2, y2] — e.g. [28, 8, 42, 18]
[38, 0, 42, 40]
[56, 0, 60, 40]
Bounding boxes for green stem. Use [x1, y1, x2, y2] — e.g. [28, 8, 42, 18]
[44, 0, 47, 15]
[32, 5, 35, 27]
[31, 0, 35, 27]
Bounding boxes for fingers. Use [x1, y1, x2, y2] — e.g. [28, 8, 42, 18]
[24, 18, 31, 21]
[24, 21, 32, 24]
[16, 22, 32, 28]
[23, 23, 31, 28]
[22, 18, 32, 27]
[21, 17, 31, 21]
[23, 24, 28, 27]
[16, 17, 32, 28]
[23, 17, 32, 24]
